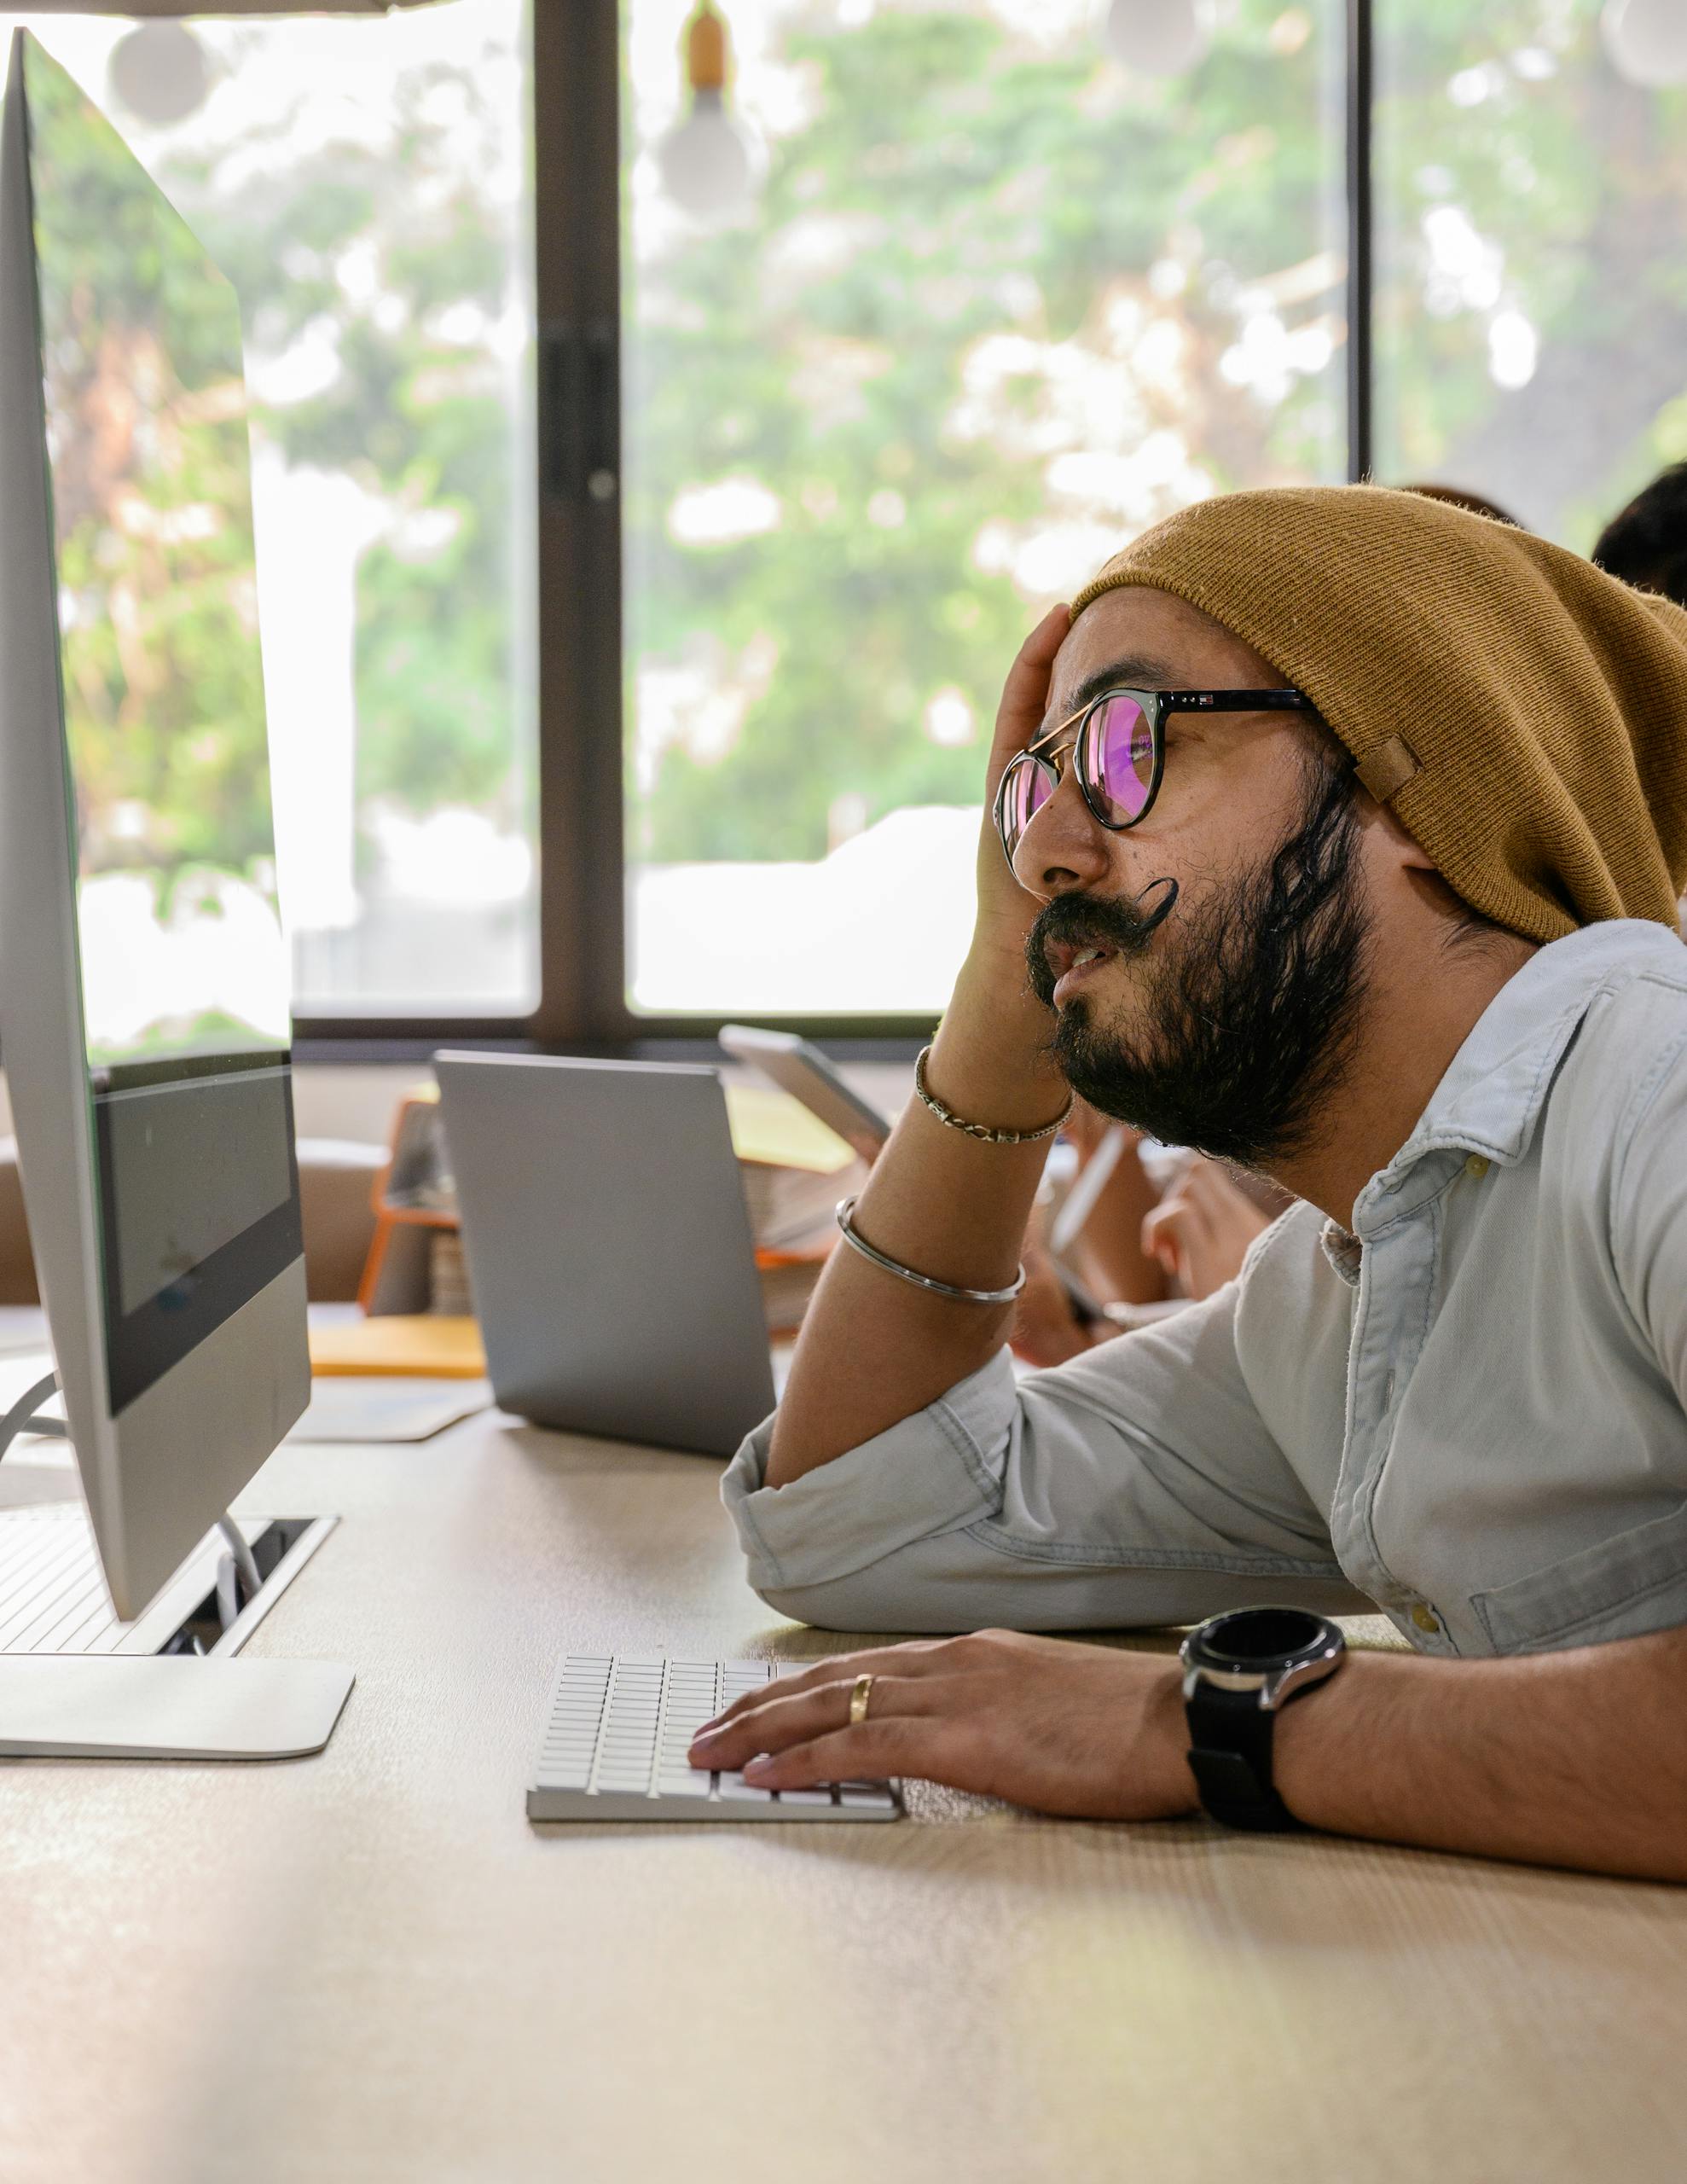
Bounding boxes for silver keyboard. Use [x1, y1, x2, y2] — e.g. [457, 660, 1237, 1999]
[527, 1654, 902, 1822]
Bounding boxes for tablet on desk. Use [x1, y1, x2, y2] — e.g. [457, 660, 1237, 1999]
[718, 1025, 892, 1165]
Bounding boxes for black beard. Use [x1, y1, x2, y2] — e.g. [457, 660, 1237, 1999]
[1023, 758, 1369, 1166]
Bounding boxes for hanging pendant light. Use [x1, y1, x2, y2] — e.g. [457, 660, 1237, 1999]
[108, 20, 211, 126]
[1601, 0, 1687, 86]
[656, 4, 755, 219]
[1103, 0, 1215, 78]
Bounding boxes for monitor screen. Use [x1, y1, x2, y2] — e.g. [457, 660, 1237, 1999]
[23, 40, 302, 1409]
[26, 43, 287, 1071]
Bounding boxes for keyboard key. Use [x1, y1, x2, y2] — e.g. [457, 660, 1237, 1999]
[656, 1769, 716, 1797]
[773, 1787, 836, 1807]
[838, 1784, 897, 1810]
[716, 1771, 774, 1802]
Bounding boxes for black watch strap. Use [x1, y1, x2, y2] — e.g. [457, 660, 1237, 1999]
[1185, 1682, 1305, 1833]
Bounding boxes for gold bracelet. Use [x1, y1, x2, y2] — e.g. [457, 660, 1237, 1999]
[913, 1046, 1072, 1146]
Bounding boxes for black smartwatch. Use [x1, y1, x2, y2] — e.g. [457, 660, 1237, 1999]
[1180, 1606, 1346, 1833]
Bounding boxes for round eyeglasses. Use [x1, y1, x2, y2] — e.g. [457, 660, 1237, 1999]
[993, 683, 1320, 867]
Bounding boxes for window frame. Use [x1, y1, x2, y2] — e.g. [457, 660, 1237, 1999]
[296, 0, 1379, 1054]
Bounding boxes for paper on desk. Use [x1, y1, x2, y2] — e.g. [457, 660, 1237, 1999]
[309, 1313, 487, 1379]
[724, 1083, 855, 1175]
[289, 1376, 492, 1442]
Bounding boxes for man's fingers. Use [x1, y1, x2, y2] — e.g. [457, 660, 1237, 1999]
[736, 1717, 982, 1792]
[695, 1642, 952, 1734]
[689, 1671, 946, 1769]
[988, 604, 1071, 767]
[1141, 1200, 1180, 1260]
[998, 602, 1070, 714]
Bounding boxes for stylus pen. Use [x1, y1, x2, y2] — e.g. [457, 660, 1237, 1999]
[1049, 1121, 1129, 1258]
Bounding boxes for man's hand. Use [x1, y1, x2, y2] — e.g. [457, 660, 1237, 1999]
[692, 1625, 1687, 1882]
[970, 601, 1070, 968]
[765, 606, 1076, 1485]
[1142, 1156, 1273, 1301]
[1009, 1242, 1102, 1367]
[687, 1629, 1199, 1821]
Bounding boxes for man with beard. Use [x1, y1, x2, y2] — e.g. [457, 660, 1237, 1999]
[690, 485, 1687, 1881]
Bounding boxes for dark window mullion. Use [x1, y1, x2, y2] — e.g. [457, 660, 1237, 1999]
[1346, 0, 1374, 484]
[533, 0, 625, 1044]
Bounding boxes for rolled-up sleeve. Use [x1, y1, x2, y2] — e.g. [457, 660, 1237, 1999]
[722, 1286, 1370, 1633]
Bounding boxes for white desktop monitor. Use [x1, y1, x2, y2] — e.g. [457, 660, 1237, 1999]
[0, 32, 325, 1699]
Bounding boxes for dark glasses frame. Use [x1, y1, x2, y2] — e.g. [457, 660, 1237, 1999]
[993, 684, 1320, 866]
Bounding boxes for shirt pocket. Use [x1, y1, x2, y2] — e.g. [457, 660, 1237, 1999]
[1470, 1497, 1687, 1653]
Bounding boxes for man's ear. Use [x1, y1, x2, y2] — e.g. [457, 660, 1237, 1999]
[1357, 785, 1437, 874]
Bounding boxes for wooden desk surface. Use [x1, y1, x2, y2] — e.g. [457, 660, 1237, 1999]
[3, 1410, 1685, 2184]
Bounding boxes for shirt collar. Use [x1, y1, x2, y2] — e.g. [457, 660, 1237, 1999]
[1385, 918, 1684, 1180]
[1319, 1219, 1363, 1287]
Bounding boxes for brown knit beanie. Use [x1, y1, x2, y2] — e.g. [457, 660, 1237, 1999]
[1069, 485, 1687, 943]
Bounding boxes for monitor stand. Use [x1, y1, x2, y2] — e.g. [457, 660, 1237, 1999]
[0, 1376, 354, 1759]
[0, 1653, 353, 1758]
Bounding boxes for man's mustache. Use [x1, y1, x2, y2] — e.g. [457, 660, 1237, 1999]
[1025, 878, 1180, 1006]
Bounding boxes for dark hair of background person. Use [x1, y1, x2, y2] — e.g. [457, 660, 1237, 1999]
[1400, 482, 1523, 528]
[1592, 462, 1687, 611]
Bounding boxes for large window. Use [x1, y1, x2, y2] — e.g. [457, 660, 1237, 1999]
[11, 1, 1687, 1040]
[623, 0, 1346, 1017]
[1373, 0, 1687, 547]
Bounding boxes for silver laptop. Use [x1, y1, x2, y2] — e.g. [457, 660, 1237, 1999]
[433, 1054, 777, 1458]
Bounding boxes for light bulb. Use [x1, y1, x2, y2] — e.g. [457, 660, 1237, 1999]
[1104, 0, 1214, 78]
[657, 89, 754, 218]
[108, 21, 210, 127]
[1601, 0, 1687, 85]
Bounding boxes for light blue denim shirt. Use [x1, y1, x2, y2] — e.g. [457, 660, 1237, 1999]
[722, 920, 1687, 1657]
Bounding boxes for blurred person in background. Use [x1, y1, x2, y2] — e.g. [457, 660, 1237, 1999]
[1011, 1113, 1284, 1367]
[1594, 461, 1687, 612]
[1594, 465, 1687, 933]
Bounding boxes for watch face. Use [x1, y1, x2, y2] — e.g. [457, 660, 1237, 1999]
[1193, 1606, 1331, 1670]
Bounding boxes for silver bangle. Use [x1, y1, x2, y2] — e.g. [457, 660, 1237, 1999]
[834, 1197, 1026, 1306]
[914, 1046, 1072, 1146]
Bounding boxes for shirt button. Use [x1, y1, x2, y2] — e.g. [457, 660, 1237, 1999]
[1410, 1603, 1441, 1635]
[1464, 1154, 1490, 1179]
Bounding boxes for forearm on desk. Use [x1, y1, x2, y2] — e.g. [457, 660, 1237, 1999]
[1273, 1628, 1687, 1884]
[765, 968, 1066, 1490]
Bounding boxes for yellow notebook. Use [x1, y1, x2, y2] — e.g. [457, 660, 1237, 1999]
[309, 1314, 486, 1380]
[723, 1083, 854, 1173]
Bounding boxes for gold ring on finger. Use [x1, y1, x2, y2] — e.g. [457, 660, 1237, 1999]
[848, 1673, 874, 1728]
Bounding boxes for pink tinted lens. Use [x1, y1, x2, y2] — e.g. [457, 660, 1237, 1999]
[1002, 756, 1053, 852]
[1086, 694, 1156, 823]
